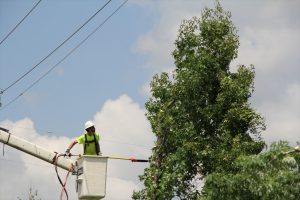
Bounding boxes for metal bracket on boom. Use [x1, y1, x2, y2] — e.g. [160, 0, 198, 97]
[0, 126, 10, 156]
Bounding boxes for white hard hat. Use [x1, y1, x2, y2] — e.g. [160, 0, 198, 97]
[85, 121, 95, 130]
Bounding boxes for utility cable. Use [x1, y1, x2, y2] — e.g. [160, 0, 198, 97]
[0, 0, 42, 46]
[0, 0, 128, 111]
[1, 0, 112, 94]
[53, 153, 73, 200]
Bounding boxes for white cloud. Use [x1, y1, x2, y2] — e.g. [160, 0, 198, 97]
[234, 27, 300, 72]
[260, 83, 300, 145]
[106, 177, 139, 200]
[94, 94, 153, 156]
[0, 95, 153, 200]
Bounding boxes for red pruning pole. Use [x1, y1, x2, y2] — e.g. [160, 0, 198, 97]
[108, 156, 149, 162]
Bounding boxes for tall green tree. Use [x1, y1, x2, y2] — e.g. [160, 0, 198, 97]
[133, 2, 265, 199]
[200, 141, 300, 200]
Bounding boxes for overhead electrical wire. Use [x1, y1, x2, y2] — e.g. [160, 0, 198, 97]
[0, 0, 42, 108]
[0, 0, 42, 46]
[1, 0, 112, 94]
[0, 0, 128, 111]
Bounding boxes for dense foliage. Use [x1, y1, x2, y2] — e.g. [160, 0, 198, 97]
[133, 2, 266, 200]
[200, 141, 300, 200]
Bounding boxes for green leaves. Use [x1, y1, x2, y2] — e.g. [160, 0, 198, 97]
[134, 1, 267, 199]
[201, 142, 300, 200]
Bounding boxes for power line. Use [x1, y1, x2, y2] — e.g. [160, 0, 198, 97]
[1, 0, 112, 94]
[0, 0, 128, 111]
[0, 0, 42, 47]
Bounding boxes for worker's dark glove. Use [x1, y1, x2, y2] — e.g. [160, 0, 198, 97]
[65, 149, 71, 157]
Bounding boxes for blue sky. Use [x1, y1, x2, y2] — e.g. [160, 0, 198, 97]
[0, 0, 153, 135]
[0, 0, 299, 199]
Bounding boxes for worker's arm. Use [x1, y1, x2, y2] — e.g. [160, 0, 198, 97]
[65, 139, 78, 156]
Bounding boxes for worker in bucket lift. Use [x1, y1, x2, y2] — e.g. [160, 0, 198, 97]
[65, 121, 101, 156]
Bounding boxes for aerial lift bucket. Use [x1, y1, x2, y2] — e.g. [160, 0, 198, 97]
[75, 155, 108, 200]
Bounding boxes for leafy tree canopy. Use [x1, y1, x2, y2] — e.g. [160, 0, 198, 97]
[200, 141, 300, 200]
[133, 2, 266, 199]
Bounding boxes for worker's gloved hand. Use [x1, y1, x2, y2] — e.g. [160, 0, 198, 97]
[64, 149, 71, 157]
